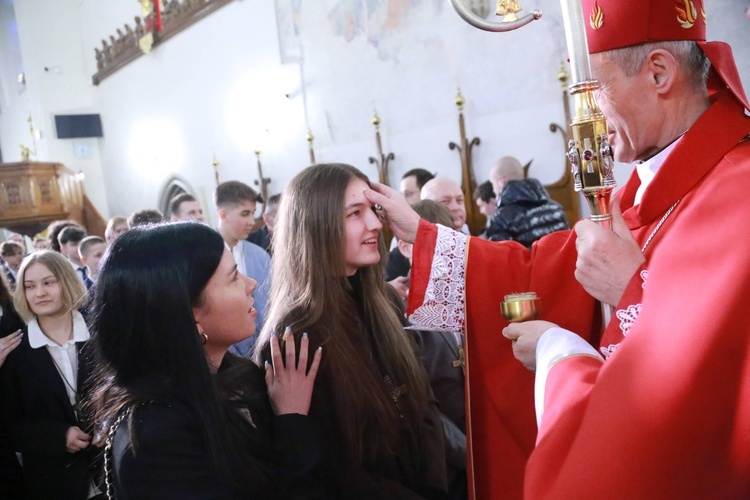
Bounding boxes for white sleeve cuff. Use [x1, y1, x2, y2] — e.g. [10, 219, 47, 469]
[534, 327, 603, 427]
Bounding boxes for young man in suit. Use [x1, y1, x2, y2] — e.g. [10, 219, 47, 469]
[214, 181, 270, 356]
[57, 225, 88, 283]
[78, 236, 107, 289]
[169, 193, 205, 223]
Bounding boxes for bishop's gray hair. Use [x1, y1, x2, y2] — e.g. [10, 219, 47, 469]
[605, 40, 710, 93]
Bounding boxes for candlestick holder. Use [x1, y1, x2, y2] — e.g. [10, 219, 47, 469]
[448, 88, 482, 235]
[367, 110, 395, 187]
[306, 128, 316, 165]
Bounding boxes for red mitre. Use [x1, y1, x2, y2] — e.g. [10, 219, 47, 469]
[580, 0, 749, 111]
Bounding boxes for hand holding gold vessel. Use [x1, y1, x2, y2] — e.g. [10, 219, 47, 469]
[502, 318, 559, 372]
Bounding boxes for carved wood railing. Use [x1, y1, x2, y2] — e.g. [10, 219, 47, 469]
[82, 195, 108, 237]
[93, 0, 237, 85]
[0, 162, 105, 237]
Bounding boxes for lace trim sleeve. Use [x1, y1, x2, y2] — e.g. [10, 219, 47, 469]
[408, 224, 467, 332]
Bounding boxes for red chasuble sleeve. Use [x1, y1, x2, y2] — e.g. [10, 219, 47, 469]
[408, 221, 599, 499]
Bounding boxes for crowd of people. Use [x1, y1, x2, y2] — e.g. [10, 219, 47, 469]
[1, 1, 749, 497]
[0, 164, 463, 499]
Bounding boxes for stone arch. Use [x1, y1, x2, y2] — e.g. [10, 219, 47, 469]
[158, 176, 196, 219]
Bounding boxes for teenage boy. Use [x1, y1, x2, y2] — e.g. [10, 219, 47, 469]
[169, 193, 205, 223]
[78, 236, 107, 288]
[57, 225, 88, 282]
[214, 181, 271, 356]
[0, 241, 24, 290]
[246, 193, 280, 255]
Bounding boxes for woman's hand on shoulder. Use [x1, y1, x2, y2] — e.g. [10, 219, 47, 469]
[0, 329, 23, 367]
[265, 327, 322, 416]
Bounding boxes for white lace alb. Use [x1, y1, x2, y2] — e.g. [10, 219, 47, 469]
[408, 225, 467, 332]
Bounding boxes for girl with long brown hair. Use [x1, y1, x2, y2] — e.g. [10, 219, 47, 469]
[254, 163, 447, 498]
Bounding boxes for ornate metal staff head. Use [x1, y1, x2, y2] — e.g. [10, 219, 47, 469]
[449, 0, 542, 32]
[450, 0, 616, 228]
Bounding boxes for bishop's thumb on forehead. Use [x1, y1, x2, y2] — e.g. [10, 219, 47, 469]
[363, 187, 387, 205]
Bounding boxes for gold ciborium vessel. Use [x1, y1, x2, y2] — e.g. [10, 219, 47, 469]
[501, 292, 541, 323]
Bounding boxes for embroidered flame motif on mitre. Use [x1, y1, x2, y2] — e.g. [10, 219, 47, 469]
[676, 0, 698, 29]
[701, 7, 707, 25]
[590, 2, 603, 29]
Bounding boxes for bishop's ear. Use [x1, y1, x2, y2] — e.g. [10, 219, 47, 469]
[646, 49, 678, 94]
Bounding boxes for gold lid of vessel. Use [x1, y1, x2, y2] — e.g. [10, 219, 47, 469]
[501, 292, 541, 323]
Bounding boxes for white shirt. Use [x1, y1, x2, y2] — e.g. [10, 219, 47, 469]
[27, 312, 99, 498]
[534, 328, 603, 426]
[633, 136, 683, 205]
[27, 311, 90, 407]
[67, 258, 87, 283]
[225, 241, 247, 276]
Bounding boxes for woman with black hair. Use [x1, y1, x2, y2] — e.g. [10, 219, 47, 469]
[0, 273, 23, 360]
[87, 222, 322, 499]
[0, 275, 24, 498]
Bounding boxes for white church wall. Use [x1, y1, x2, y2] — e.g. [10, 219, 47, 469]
[0, 0, 748, 225]
[302, 0, 571, 188]
[3, 0, 110, 216]
[80, 0, 306, 225]
[0, 0, 33, 165]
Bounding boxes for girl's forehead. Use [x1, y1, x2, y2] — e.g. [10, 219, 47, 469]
[345, 178, 369, 198]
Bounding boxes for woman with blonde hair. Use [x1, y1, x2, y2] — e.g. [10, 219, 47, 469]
[1, 250, 96, 499]
[254, 163, 447, 498]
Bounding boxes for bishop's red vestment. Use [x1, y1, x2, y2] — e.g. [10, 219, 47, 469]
[407, 90, 750, 498]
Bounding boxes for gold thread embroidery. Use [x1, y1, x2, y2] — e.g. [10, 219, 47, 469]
[676, 0, 698, 29]
[590, 2, 604, 30]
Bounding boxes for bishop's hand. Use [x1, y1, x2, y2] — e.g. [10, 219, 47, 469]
[502, 320, 559, 372]
[364, 183, 421, 244]
[574, 198, 644, 307]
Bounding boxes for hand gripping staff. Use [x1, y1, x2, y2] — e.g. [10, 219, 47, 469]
[449, 0, 616, 327]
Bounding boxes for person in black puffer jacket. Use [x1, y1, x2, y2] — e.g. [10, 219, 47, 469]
[487, 157, 569, 247]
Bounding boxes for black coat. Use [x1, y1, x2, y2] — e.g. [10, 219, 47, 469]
[409, 331, 466, 458]
[0, 333, 97, 500]
[0, 303, 24, 499]
[263, 279, 448, 499]
[111, 358, 324, 500]
[385, 247, 411, 282]
[487, 178, 569, 247]
[293, 363, 447, 499]
[0, 302, 23, 338]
